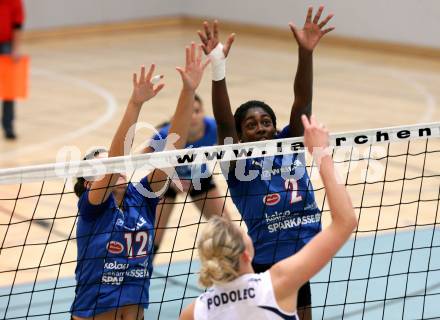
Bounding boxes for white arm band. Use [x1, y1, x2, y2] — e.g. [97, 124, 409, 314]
[208, 43, 226, 81]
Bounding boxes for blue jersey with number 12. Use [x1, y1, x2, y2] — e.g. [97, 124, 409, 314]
[71, 178, 159, 318]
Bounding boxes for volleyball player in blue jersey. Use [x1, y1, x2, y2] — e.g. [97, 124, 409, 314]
[147, 94, 230, 255]
[71, 44, 210, 320]
[180, 115, 357, 320]
[197, 6, 334, 319]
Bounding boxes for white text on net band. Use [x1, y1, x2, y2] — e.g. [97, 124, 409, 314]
[0, 122, 438, 185]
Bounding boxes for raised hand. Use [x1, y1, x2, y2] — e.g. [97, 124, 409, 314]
[176, 42, 211, 91]
[198, 20, 235, 57]
[301, 114, 330, 155]
[130, 64, 165, 105]
[289, 5, 334, 52]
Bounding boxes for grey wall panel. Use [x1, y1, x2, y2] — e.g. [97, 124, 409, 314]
[24, 0, 182, 30]
[182, 0, 440, 49]
[23, 0, 440, 48]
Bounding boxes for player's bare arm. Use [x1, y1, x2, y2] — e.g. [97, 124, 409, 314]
[289, 5, 334, 137]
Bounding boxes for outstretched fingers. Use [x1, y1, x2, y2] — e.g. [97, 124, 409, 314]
[196, 44, 203, 65]
[198, 30, 209, 54]
[305, 6, 313, 24]
[132, 72, 138, 86]
[139, 65, 146, 83]
[198, 26, 208, 44]
[194, 44, 210, 69]
[224, 33, 235, 56]
[130, 64, 165, 104]
[146, 63, 155, 83]
[213, 20, 219, 40]
[318, 13, 334, 29]
[313, 5, 324, 24]
[289, 23, 300, 42]
[322, 27, 335, 35]
[190, 42, 196, 65]
[185, 46, 191, 68]
[203, 21, 212, 40]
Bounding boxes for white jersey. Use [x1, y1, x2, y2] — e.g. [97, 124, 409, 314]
[194, 271, 299, 320]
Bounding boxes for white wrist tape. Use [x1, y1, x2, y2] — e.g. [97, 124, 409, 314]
[208, 43, 226, 81]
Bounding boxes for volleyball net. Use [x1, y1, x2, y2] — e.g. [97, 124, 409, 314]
[0, 122, 439, 319]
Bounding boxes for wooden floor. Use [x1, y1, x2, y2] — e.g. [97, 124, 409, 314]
[0, 24, 439, 286]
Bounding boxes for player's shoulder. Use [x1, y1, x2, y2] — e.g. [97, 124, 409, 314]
[77, 190, 115, 222]
[77, 190, 112, 211]
[195, 287, 213, 310]
[243, 272, 272, 296]
[204, 116, 217, 128]
[193, 291, 212, 320]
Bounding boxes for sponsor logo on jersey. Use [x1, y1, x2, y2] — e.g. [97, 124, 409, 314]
[101, 263, 149, 285]
[263, 193, 281, 206]
[265, 210, 322, 233]
[107, 241, 124, 254]
[136, 216, 147, 229]
[104, 261, 129, 270]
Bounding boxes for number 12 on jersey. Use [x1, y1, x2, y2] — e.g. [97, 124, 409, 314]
[124, 231, 149, 258]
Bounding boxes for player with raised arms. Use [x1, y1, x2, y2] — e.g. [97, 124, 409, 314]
[180, 115, 357, 320]
[197, 6, 334, 319]
[70, 43, 210, 320]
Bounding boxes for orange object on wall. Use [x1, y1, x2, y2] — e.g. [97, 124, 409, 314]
[0, 55, 29, 100]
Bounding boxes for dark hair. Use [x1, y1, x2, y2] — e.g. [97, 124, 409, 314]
[73, 148, 108, 198]
[233, 100, 277, 136]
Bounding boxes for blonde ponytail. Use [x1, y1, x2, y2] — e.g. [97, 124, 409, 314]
[198, 217, 245, 287]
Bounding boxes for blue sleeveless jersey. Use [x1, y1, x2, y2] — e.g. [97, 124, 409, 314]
[226, 126, 322, 265]
[71, 177, 159, 318]
[151, 117, 217, 179]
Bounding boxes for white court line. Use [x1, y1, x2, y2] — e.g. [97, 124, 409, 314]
[321, 59, 438, 123]
[0, 68, 118, 161]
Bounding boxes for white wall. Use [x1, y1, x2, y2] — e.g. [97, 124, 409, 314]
[24, 0, 181, 30]
[182, 0, 440, 49]
[24, 0, 440, 49]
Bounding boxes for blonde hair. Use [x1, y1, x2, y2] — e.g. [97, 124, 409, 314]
[198, 217, 246, 288]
